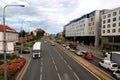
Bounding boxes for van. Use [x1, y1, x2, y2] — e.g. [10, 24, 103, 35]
[99, 60, 118, 71]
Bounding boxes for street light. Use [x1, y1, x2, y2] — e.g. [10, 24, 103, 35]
[3, 5, 25, 80]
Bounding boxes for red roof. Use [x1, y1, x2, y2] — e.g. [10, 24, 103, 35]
[0, 25, 17, 33]
[34, 28, 42, 33]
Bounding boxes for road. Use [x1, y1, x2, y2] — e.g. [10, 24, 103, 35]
[22, 39, 98, 80]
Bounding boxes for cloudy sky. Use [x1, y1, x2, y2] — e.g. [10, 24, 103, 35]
[0, 0, 120, 34]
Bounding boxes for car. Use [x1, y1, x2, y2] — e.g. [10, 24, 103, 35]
[84, 53, 93, 60]
[62, 44, 66, 47]
[66, 46, 70, 49]
[99, 60, 118, 71]
[69, 48, 75, 52]
[44, 41, 47, 43]
[75, 50, 83, 56]
[19, 49, 30, 54]
[113, 70, 120, 79]
[51, 43, 55, 46]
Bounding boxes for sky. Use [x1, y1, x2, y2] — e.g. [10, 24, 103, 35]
[0, 0, 120, 34]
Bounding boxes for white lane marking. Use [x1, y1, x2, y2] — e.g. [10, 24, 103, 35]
[55, 65, 58, 71]
[64, 60, 68, 64]
[57, 72, 62, 80]
[53, 59, 55, 65]
[73, 72, 80, 80]
[41, 58, 43, 73]
[68, 65, 72, 70]
[40, 58, 43, 80]
[40, 74, 42, 80]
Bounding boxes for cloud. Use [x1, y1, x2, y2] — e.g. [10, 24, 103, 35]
[0, 0, 120, 34]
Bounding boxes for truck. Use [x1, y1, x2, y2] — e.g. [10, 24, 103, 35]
[32, 42, 41, 59]
[0, 42, 14, 54]
[99, 60, 118, 71]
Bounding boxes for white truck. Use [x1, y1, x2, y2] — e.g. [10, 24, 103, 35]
[99, 60, 118, 71]
[0, 42, 14, 54]
[32, 42, 41, 59]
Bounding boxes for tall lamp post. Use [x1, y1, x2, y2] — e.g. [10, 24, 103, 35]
[3, 5, 25, 80]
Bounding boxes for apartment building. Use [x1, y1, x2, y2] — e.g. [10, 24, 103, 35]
[101, 7, 120, 50]
[64, 10, 101, 48]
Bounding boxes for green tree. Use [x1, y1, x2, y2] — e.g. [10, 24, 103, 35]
[36, 30, 45, 39]
[19, 30, 26, 37]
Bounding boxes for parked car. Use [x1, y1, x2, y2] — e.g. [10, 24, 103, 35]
[66, 46, 70, 49]
[69, 48, 75, 52]
[75, 50, 84, 56]
[99, 60, 118, 71]
[62, 44, 66, 47]
[19, 49, 30, 54]
[113, 70, 120, 79]
[84, 53, 93, 60]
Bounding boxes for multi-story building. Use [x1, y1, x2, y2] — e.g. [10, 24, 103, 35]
[64, 10, 101, 48]
[101, 7, 120, 50]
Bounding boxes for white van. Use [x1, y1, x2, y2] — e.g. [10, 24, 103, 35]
[99, 60, 118, 71]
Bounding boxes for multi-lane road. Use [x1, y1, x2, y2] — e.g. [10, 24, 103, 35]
[22, 39, 99, 80]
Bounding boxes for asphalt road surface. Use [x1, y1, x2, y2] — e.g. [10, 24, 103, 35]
[22, 39, 99, 80]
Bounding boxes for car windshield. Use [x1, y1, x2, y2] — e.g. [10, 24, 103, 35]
[112, 64, 118, 67]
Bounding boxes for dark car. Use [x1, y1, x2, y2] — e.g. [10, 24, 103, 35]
[19, 49, 30, 54]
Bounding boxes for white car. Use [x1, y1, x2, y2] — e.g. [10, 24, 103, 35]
[113, 70, 120, 79]
[99, 60, 118, 71]
[66, 46, 70, 49]
[62, 44, 66, 47]
[70, 48, 75, 52]
[75, 50, 83, 56]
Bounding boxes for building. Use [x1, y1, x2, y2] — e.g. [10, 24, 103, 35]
[0, 25, 18, 53]
[101, 7, 120, 51]
[64, 10, 102, 48]
[0, 25, 18, 44]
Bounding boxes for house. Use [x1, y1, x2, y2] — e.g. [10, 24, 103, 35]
[0, 25, 18, 53]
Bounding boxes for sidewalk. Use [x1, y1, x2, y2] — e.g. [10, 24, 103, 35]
[77, 44, 104, 59]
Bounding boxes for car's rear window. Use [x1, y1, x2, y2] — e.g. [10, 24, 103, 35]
[112, 64, 118, 67]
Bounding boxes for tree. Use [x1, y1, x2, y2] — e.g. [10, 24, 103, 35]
[36, 30, 45, 39]
[19, 30, 26, 37]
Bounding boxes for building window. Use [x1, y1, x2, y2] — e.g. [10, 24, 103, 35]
[112, 29, 116, 33]
[103, 20, 106, 24]
[108, 14, 111, 17]
[107, 30, 110, 33]
[91, 18, 93, 21]
[103, 15, 106, 19]
[119, 10, 120, 14]
[119, 16, 120, 20]
[113, 23, 116, 27]
[119, 28, 120, 32]
[107, 19, 111, 23]
[119, 22, 120, 26]
[103, 25, 106, 28]
[93, 22, 94, 25]
[113, 12, 117, 16]
[107, 24, 110, 28]
[103, 30, 105, 33]
[113, 17, 116, 22]
[89, 23, 91, 26]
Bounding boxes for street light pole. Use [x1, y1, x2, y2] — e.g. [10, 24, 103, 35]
[3, 5, 24, 80]
[20, 21, 24, 57]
